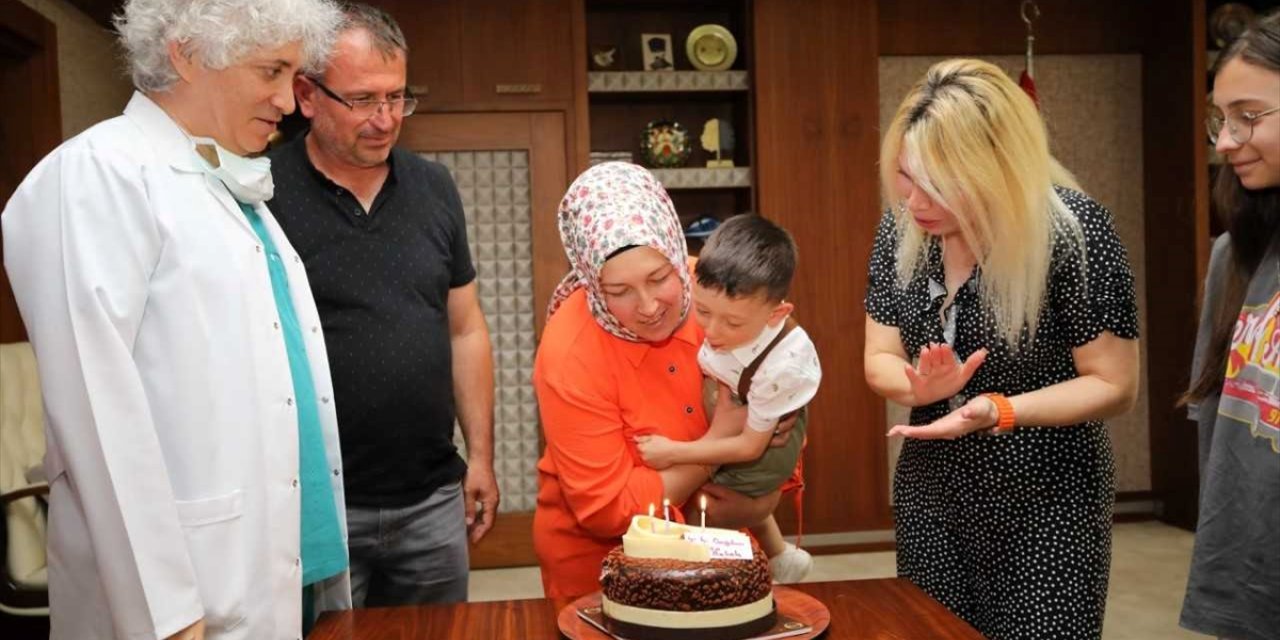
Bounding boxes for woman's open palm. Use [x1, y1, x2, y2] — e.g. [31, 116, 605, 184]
[904, 343, 987, 406]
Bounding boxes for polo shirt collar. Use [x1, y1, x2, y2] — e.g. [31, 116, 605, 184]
[298, 129, 400, 193]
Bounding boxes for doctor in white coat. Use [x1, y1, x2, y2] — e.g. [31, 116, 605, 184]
[2, 1, 353, 638]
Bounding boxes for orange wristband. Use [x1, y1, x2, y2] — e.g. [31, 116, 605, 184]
[982, 393, 1016, 434]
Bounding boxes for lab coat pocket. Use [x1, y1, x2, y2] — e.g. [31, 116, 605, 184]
[175, 490, 248, 630]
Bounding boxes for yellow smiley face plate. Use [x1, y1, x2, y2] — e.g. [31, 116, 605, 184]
[686, 24, 737, 72]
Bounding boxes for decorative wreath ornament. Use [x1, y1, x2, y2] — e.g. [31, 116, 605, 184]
[641, 119, 691, 168]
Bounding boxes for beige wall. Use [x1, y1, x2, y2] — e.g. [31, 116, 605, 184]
[19, 0, 132, 140]
[878, 55, 1151, 494]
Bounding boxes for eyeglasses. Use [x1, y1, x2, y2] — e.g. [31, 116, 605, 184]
[1205, 104, 1279, 145]
[309, 78, 418, 118]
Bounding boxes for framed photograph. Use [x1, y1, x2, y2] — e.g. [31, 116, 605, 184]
[641, 33, 675, 72]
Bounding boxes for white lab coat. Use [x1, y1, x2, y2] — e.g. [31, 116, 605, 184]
[2, 92, 351, 640]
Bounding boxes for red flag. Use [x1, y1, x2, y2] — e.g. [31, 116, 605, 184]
[1019, 69, 1039, 109]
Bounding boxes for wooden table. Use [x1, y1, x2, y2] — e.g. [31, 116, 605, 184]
[308, 578, 984, 639]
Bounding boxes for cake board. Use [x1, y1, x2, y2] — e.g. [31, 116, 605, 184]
[557, 586, 831, 640]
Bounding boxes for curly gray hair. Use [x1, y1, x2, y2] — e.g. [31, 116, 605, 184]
[115, 0, 344, 93]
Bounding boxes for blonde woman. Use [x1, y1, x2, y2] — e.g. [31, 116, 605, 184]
[863, 59, 1140, 639]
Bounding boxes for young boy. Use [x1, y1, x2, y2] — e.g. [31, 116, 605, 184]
[635, 215, 821, 583]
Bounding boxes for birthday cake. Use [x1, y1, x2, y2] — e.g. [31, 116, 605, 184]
[598, 515, 775, 640]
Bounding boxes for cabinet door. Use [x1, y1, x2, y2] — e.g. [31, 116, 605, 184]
[399, 112, 569, 568]
[373, 0, 464, 108]
[458, 0, 575, 106]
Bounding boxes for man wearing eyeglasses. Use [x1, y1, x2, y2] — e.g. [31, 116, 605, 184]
[266, 3, 498, 607]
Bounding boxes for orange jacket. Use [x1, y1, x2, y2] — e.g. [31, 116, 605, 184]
[532, 289, 708, 598]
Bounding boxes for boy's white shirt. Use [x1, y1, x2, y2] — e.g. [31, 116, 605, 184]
[697, 316, 822, 433]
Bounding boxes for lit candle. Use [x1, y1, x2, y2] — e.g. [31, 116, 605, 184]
[662, 498, 671, 531]
[648, 503, 656, 532]
[699, 493, 707, 529]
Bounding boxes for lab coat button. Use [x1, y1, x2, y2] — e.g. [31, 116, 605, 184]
[291, 478, 299, 488]
[286, 397, 294, 406]
[273, 321, 280, 330]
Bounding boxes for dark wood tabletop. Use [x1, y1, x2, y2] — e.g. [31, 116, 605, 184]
[308, 578, 984, 639]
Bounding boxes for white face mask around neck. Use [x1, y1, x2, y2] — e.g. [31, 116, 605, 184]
[190, 136, 275, 204]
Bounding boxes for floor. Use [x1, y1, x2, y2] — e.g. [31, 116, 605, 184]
[468, 521, 1205, 639]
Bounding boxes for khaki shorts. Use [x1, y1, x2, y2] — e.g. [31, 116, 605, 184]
[712, 407, 807, 497]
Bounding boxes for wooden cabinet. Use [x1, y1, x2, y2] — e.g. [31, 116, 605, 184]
[399, 112, 570, 569]
[383, 0, 463, 107]
[582, 0, 754, 241]
[373, 0, 575, 111]
[754, 0, 892, 535]
[459, 0, 575, 105]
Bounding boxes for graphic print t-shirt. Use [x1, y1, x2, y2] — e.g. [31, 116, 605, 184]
[1180, 236, 1280, 640]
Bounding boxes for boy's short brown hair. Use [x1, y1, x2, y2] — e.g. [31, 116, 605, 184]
[695, 215, 797, 301]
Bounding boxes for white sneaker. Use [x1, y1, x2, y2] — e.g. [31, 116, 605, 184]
[769, 543, 812, 584]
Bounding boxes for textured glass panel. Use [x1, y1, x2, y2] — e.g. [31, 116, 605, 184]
[421, 150, 539, 512]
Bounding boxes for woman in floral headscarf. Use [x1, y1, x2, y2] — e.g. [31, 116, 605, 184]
[532, 163, 781, 598]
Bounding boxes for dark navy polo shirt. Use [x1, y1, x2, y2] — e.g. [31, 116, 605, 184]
[268, 133, 473, 508]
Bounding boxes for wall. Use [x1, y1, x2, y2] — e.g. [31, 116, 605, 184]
[878, 54, 1152, 494]
[18, 0, 131, 140]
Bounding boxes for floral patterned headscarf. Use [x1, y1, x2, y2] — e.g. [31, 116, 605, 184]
[547, 162, 691, 342]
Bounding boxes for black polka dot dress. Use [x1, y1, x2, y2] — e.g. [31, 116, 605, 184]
[864, 188, 1140, 640]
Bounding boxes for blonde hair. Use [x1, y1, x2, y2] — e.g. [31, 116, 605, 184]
[879, 58, 1085, 348]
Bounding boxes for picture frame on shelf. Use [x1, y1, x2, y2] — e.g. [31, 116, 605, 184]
[641, 33, 675, 71]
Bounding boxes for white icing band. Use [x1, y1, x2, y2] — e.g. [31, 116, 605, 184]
[601, 593, 774, 629]
[622, 515, 755, 562]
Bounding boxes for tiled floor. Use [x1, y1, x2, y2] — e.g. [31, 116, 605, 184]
[469, 521, 1203, 639]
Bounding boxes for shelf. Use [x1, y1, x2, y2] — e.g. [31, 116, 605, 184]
[650, 167, 751, 189]
[588, 71, 749, 93]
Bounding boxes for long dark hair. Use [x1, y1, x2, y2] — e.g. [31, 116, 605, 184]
[1185, 10, 1280, 404]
